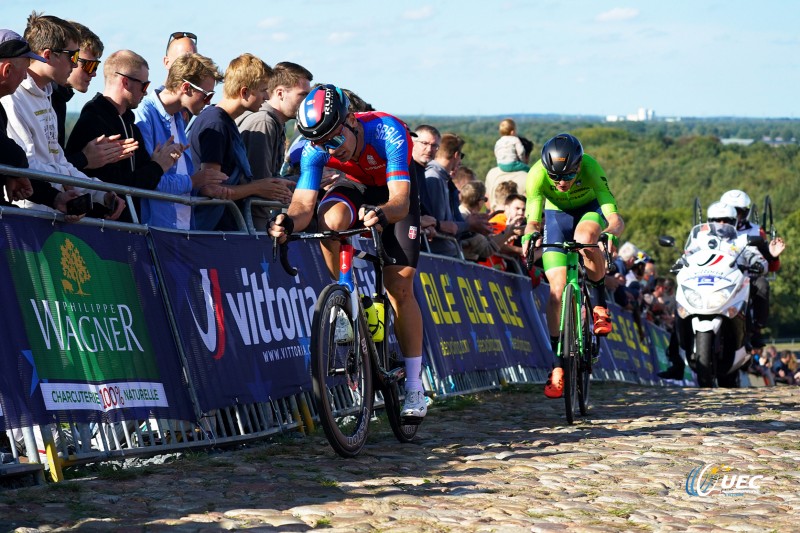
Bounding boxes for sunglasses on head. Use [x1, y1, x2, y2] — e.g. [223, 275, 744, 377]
[548, 172, 577, 183]
[183, 78, 215, 103]
[115, 72, 150, 92]
[53, 48, 80, 65]
[166, 31, 198, 54]
[77, 57, 101, 75]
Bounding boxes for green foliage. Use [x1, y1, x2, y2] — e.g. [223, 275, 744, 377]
[399, 116, 800, 336]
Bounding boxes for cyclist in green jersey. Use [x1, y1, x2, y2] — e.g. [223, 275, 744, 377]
[521, 133, 624, 398]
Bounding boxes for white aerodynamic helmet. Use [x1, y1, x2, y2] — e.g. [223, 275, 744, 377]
[707, 201, 737, 222]
[720, 189, 751, 210]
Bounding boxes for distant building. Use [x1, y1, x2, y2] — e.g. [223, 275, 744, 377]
[721, 138, 755, 146]
[605, 107, 656, 122]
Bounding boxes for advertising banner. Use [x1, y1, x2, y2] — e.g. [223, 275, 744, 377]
[150, 230, 334, 412]
[415, 254, 549, 376]
[0, 217, 194, 429]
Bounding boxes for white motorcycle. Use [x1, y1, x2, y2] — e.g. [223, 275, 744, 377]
[660, 223, 764, 387]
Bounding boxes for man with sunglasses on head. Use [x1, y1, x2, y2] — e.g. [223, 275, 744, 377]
[134, 53, 229, 229]
[521, 133, 624, 399]
[66, 50, 187, 220]
[1, 12, 124, 220]
[268, 84, 429, 419]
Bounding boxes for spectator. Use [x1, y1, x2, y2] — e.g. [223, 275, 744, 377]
[1, 12, 123, 219]
[134, 53, 228, 229]
[452, 165, 477, 192]
[410, 124, 440, 239]
[494, 118, 529, 172]
[51, 21, 133, 172]
[189, 53, 276, 231]
[485, 135, 532, 213]
[484, 192, 529, 271]
[489, 180, 518, 216]
[424, 133, 490, 258]
[611, 241, 640, 307]
[458, 181, 498, 262]
[0, 28, 77, 213]
[66, 50, 186, 220]
[772, 351, 797, 385]
[236, 61, 311, 230]
[163, 31, 197, 74]
[162, 31, 198, 124]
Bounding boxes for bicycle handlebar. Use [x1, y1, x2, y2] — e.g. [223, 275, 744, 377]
[273, 225, 396, 277]
[524, 234, 613, 273]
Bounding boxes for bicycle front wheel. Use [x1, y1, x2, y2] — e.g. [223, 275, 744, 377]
[561, 284, 579, 424]
[311, 285, 374, 457]
[578, 288, 593, 416]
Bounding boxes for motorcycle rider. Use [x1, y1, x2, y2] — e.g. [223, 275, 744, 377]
[658, 202, 767, 380]
[719, 189, 784, 348]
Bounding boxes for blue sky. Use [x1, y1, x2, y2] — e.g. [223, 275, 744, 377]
[7, 1, 800, 118]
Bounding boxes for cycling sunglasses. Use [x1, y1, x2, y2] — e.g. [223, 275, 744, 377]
[548, 172, 577, 183]
[77, 58, 101, 75]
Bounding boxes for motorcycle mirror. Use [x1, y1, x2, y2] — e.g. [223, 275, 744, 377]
[658, 235, 676, 247]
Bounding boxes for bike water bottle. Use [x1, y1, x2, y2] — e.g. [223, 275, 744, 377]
[362, 295, 385, 342]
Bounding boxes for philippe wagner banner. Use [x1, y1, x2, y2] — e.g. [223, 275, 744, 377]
[0, 216, 194, 429]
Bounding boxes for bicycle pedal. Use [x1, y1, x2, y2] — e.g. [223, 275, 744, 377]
[400, 415, 424, 426]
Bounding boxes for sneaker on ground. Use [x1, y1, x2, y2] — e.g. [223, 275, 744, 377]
[544, 367, 564, 399]
[334, 309, 353, 344]
[401, 390, 428, 418]
[593, 306, 612, 336]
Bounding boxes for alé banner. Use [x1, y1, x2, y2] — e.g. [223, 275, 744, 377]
[416, 254, 551, 376]
[0, 216, 194, 429]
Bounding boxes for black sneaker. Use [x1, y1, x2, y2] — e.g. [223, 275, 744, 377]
[657, 365, 685, 380]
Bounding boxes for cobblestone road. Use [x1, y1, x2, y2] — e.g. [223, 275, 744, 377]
[2, 382, 799, 532]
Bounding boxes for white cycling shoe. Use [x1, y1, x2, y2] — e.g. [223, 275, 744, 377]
[401, 390, 428, 418]
[334, 309, 353, 344]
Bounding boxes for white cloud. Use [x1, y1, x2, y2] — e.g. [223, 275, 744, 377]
[329, 32, 355, 44]
[403, 6, 434, 20]
[257, 17, 282, 28]
[596, 7, 639, 22]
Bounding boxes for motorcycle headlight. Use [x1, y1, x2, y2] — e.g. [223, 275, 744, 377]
[682, 285, 734, 311]
[683, 287, 703, 309]
[708, 287, 732, 309]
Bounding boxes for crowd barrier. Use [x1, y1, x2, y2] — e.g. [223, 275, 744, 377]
[0, 165, 681, 483]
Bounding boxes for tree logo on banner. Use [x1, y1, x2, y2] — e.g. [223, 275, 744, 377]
[60, 238, 91, 296]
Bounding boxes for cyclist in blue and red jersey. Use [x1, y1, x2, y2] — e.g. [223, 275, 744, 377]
[268, 84, 428, 418]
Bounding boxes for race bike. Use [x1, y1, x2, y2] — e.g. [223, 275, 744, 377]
[661, 224, 763, 387]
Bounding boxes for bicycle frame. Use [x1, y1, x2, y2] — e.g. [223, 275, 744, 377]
[277, 227, 404, 390]
[556, 247, 588, 359]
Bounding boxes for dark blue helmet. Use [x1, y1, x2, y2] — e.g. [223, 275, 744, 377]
[541, 133, 583, 176]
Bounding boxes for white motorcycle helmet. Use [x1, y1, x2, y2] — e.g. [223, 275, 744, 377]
[720, 189, 751, 210]
[707, 201, 737, 224]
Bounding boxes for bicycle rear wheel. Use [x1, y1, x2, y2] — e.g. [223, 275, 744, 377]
[311, 285, 374, 457]
[561, 284, 579, 424]
[380, 304, 419, 442]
